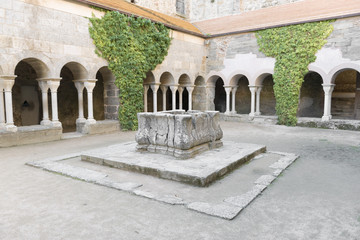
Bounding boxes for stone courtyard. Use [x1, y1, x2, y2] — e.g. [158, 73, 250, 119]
[0, 121, 359, 239]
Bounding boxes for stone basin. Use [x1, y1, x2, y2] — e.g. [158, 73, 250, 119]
[135, 110, 223, 159]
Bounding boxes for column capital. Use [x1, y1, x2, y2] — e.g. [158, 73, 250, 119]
[84, 80, 97, 92]
[160, 85, 168, 92]
[38, 80, 49, 92]
[151, 83, 160, 92]
[169, 85, 179, 92]
[178, 86, 184, 93]
[186, 85, 195, 92]
[0, 75, 17, 91]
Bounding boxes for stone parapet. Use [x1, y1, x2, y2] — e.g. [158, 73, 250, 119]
[136, 110, 223, 159]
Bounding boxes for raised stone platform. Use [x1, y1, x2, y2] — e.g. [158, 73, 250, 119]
[81, 141, 266, 187]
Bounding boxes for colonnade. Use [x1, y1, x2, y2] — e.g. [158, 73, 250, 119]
[143, 83, 195, 112]
[0, 76, 98, 132]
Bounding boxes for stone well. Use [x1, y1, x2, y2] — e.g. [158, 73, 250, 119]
[135, 110, 223, 159]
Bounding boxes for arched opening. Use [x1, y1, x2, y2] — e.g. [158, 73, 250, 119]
[298, 72, 324, 118]
[12, 58, 49, 126]
[96, 67, 118, 120]
[331, 69, 359, 119]
[58, 62, 88, 132]
[193, 76, 206, 111]
[214, 78, 226, 113]
[235, 76, 250, 114]
[260, 75, 276, 116]
[178, 74, 191, 111]
[143, 71, 155, 112]
[94, 71, 105, 121]
[160, 72, 174, 111]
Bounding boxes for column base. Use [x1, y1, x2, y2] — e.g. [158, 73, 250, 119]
[51, 121, 62, 128]
[321, 115, 332, 122]
[224, 111, 231, 115]
[249, 113, 255, 120]
[76, 118, 86, 124]
[5, 124, 17, 132]
[231, 111, 237, 114]
[255, 112, 261, 116]
[40, 119, 52, 126]
[86, 119, 96, 125]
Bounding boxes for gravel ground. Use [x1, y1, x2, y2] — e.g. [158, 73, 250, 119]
[0, 121, 359, 240]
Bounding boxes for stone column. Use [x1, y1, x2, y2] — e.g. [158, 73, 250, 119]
[178, 87, 184, 110]
[186, 86, 194, 111]
[84, 79, 97, 124]
[0, 76, 17, 132]
[255, 86, 263, 116]
[0, 82, 5, 129]
[143, 85, 149, 112]
[160, 85, 168, 111]
[170, 85, 178, 111]
[73, 80, 86, 124]
[224, 86, 232, 114]
[37, 80, 51, 126]
[249, 85, 257, 118]
[231, 86, 237, 114]
[48, 78, 62, 127]
[151, 84, 160, 112]
[322, 84, 335, 121]
[206, 86, 215, 111]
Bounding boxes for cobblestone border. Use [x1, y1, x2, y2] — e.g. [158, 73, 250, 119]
[26, 151, 298, 220]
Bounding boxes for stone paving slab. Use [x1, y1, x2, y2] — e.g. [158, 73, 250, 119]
[81, 141, 266, 187]
[26, 142, 299, 220]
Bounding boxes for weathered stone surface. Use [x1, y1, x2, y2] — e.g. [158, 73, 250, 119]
[135, 110, 223, 159]
[187, 202, 242, 220]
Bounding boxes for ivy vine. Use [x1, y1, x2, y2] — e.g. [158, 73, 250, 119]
[89, 11, 171, 130]
[256, 21, 333, 126]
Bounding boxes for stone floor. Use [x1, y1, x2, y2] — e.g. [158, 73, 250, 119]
[0, 121, 360, 239]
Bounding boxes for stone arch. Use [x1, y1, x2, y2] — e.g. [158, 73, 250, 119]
[58, 62, 89, 132]
[214, 78, 226, 113]
[206, 74, 226, 111]
[330, 67, 360, 119]
[95, 66, 118, 120]
[12, 58, 49, 126]
[206, 73, 227, 87]
[255, 72, 272, 86]
[193, 76, 206, 111]
[329, 63, 360, 84]
[298, 71, 324, 118]
[228, 71, 251, 86]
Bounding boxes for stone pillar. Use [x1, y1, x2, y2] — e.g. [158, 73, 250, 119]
[170, 85, 178, 111]
[48, 78, 62, 127]
[224, 86, 232, 114]
[0, 76, 17, 132]
[249, 86, 257, 118]
[160, 85, 168, 111]
[231, 86, 237, 114]
[151, 84, 160, 112]
[255, 86, 262, 116]
[322, 84, 335, 121]
[0, 82, 5, 129]
[84, 79, 97, 124]
[143, 85, 149, 112]
[206, 86, 215, 111]
[37, 80, 51, 126]
[178, 87, 184, 110]
[73, 80, 86, 124]
[186, 86, 194, 111]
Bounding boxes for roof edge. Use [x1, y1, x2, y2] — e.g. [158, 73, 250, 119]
[74, 0, 205, 38]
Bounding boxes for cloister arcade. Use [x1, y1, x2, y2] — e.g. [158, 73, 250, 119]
[142, 61, 360, 123]
[0, 57, 118, 133]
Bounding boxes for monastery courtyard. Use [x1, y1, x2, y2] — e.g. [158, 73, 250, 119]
[0, 121, 359, 240]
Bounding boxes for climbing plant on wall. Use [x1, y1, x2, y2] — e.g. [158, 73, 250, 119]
[256, 21, 333, 126]
[89, 11, 171, 130]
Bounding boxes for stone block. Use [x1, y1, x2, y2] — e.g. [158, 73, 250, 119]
[135, 110, 223, 159]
